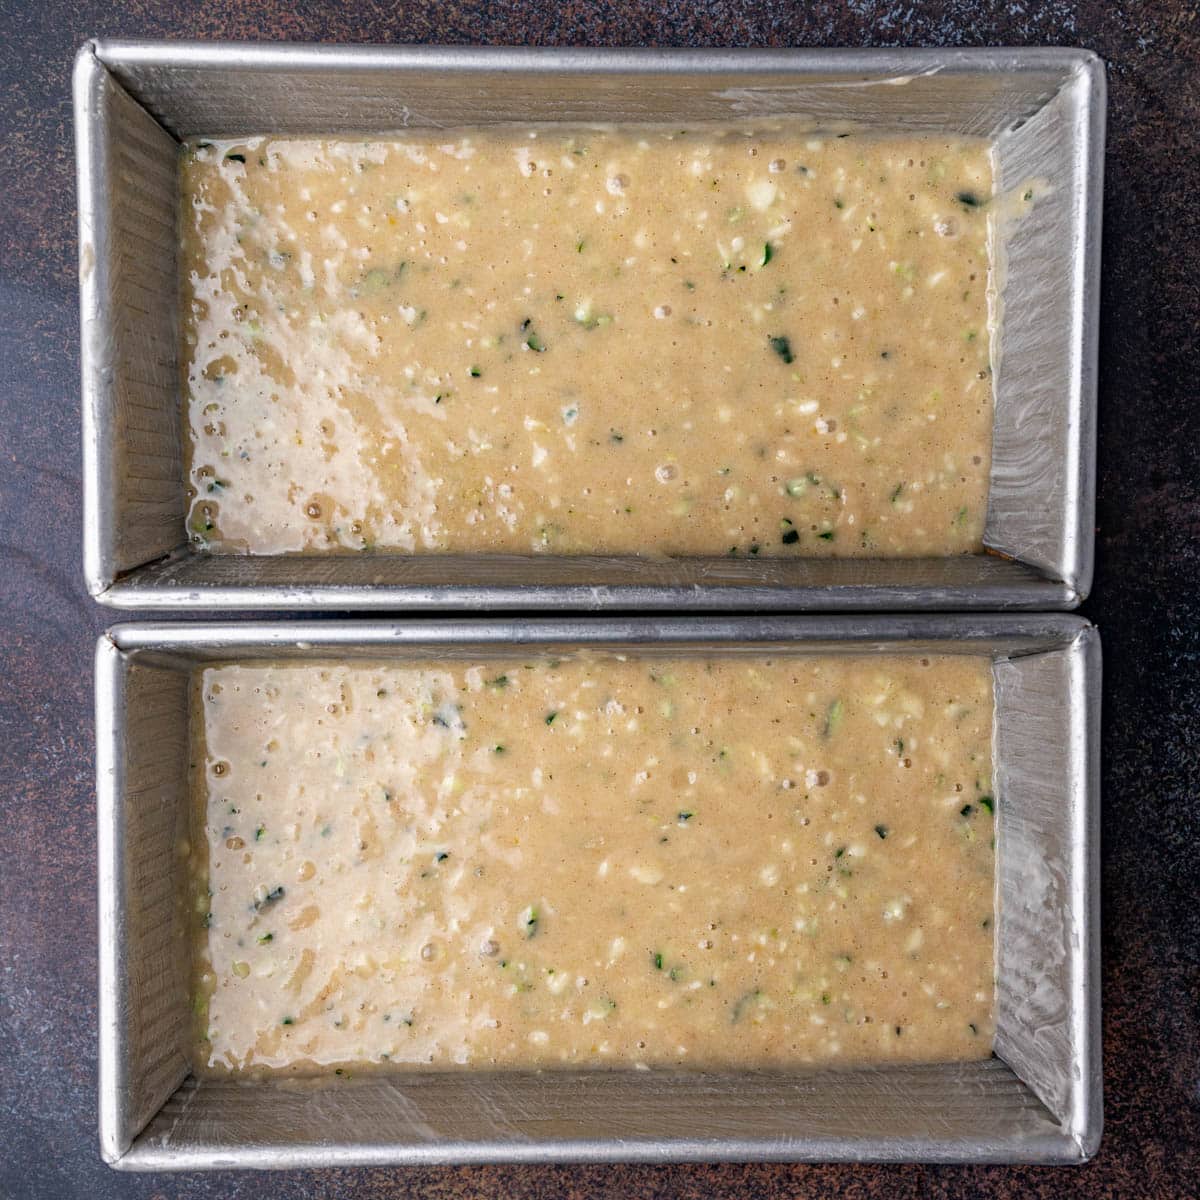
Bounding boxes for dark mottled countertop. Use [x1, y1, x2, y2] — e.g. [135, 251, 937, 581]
[1, 1, 1197, 1197]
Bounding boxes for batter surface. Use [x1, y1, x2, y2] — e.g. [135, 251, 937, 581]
[190, 655, 996, 1074]
[180, 127, 995, 556]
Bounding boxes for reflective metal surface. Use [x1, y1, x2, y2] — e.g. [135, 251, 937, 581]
[96, 615, 1101, 1167]
[75, 42, 1104, 610]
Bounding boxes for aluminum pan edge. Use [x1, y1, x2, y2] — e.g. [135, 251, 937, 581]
[1068, 622, 1103, 1156]
[95, 635, 128, 1164]
[116, 1130, 1086, 1172]
[96, 577, 1079, 613]
[1064, 54, 1104, 601]
[92, 41, 1102, 76]
[104, 612, 1093, 652]
[76, 44, 115, 599]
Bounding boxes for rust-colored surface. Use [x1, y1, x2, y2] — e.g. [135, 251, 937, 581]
[1, 2, 1198, 1197]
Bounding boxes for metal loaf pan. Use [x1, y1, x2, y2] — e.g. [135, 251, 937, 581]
[96, 614, 1101, 1168]
[76, 42, 1104, 611]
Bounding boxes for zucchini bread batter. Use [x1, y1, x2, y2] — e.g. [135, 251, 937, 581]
[190, 654, 996, 1074]
[180, 127, 995, 556]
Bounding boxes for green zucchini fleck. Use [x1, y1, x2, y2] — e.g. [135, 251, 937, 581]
[979, 794, 994, 813]
[823, 698, 845, 737]
[768, 335, 795, 364]
[545, 711, 558, 725]
[356, 267, 392, 297]
[874, 824, 889, 839]
[575, 308, 613, 330]
[255, 885, 285, 911]
[522, 906, 539, 938]
[731, 989, 766, 1024]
